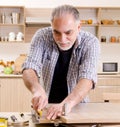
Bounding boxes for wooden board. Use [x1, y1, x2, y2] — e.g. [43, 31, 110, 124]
[60, 103, 120, 124]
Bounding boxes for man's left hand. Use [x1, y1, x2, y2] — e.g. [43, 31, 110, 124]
[46, 103, 64, 120]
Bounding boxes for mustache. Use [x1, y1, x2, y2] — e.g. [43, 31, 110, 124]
[56, 41, 71, 44]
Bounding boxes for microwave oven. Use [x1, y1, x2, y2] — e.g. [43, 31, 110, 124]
[98, 62, 119, 74]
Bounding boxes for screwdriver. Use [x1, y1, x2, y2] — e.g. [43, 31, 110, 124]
[10, 115, 17, 122]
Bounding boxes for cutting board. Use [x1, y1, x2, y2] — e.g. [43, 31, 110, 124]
[14, 54, 27, 74]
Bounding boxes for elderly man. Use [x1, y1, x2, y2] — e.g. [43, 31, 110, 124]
[22, 4, 100, 123]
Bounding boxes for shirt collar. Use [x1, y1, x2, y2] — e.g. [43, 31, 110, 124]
[73, 32, 82, 56]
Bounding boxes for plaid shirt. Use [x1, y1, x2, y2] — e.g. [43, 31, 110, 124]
[22, 27, 100, 102]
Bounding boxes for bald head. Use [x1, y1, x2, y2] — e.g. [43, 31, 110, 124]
[51, 5, 80, 23]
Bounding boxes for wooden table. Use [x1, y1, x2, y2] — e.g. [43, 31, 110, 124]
[1, 103, 120, 127]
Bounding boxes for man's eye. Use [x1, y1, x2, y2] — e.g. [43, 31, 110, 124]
[54, 31, 60, 35]
[66, 31, 72, 35]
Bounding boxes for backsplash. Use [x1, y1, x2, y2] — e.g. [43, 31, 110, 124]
[98, 43, 120, 73]
[0, 43, 30, 61]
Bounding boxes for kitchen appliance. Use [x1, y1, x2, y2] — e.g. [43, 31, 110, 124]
[98, 62, 119, 74]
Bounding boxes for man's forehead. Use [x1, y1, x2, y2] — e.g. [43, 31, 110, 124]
[53, 28, 72, 33]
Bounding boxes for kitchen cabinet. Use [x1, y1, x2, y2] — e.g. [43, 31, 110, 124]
[89, 75, 120, 102]
[0, 75, 120, 111]
[0, 76, 32, 112]
[0, 6, 25, 43]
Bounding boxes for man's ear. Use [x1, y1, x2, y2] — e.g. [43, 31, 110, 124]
[78, 21, 81, 31]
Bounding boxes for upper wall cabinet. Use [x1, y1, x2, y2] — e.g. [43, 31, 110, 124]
[0, 6, 25, 43]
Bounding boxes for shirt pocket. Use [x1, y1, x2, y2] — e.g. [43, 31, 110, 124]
[42, 50, 51, 63]
[42, 51, 51, 72]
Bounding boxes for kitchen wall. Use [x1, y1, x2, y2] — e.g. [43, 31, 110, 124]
[0, 43, 30, 61]
[1, 0, 120, 8]
[1, 0, 120, 72]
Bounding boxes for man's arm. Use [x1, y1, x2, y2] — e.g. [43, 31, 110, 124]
[22, 69, 48, 110]
[62, 78, 92, 112]
[46, 78, 92, 120]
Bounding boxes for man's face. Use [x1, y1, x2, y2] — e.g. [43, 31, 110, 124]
[51, 14, 81, 51]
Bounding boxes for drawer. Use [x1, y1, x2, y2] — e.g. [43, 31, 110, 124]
[89, 85, 120, 102]
[98, 78, 120, 86]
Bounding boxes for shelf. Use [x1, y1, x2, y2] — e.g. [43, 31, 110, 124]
[101, 42, 120, 45]
[0, 24, 25, 26]
[25, 17, 50, 27]
[81, 23, 99, 27]
[99, 24, 120, 27]
[0, 6, 25, 43]
[0, 41, 24, 43]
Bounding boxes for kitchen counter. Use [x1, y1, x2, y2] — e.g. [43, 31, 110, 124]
[1, 73, 120, 78]
[0, 73, 22, 78]
[98, 73, 120, 78]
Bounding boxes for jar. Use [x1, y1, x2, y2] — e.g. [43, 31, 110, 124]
[118, 36, 120, 42]
[101, 36, 106, 42]
[110, 36, 116, 43]
[1, 36, 4, 42]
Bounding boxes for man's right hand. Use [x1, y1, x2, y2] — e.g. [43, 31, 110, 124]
[32, 91, 48, 111]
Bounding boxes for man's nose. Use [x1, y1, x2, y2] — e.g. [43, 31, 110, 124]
[59, 34, 66, 43]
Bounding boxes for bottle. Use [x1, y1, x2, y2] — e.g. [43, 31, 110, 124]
[1, 13, 5, 24]
[118, 36, 120, 43]
[101, 36, 106, 42]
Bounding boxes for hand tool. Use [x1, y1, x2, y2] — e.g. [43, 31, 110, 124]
[31, 103, 67, 126]
[62, 103, 67, 116]
[10, 115, 17, 122]
[31, 107, 41, 124]
[9, 114, 29, 126]
[20, 113, 24, 118]
[37, 110, 43, 117]
[0, 117, 8, 127]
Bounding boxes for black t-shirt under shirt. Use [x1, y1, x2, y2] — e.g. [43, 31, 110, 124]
[48, 46, 73, 103]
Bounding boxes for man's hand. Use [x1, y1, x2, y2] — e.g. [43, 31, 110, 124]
[32, 91, 48, 111]
[46, 103, 72, 120]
